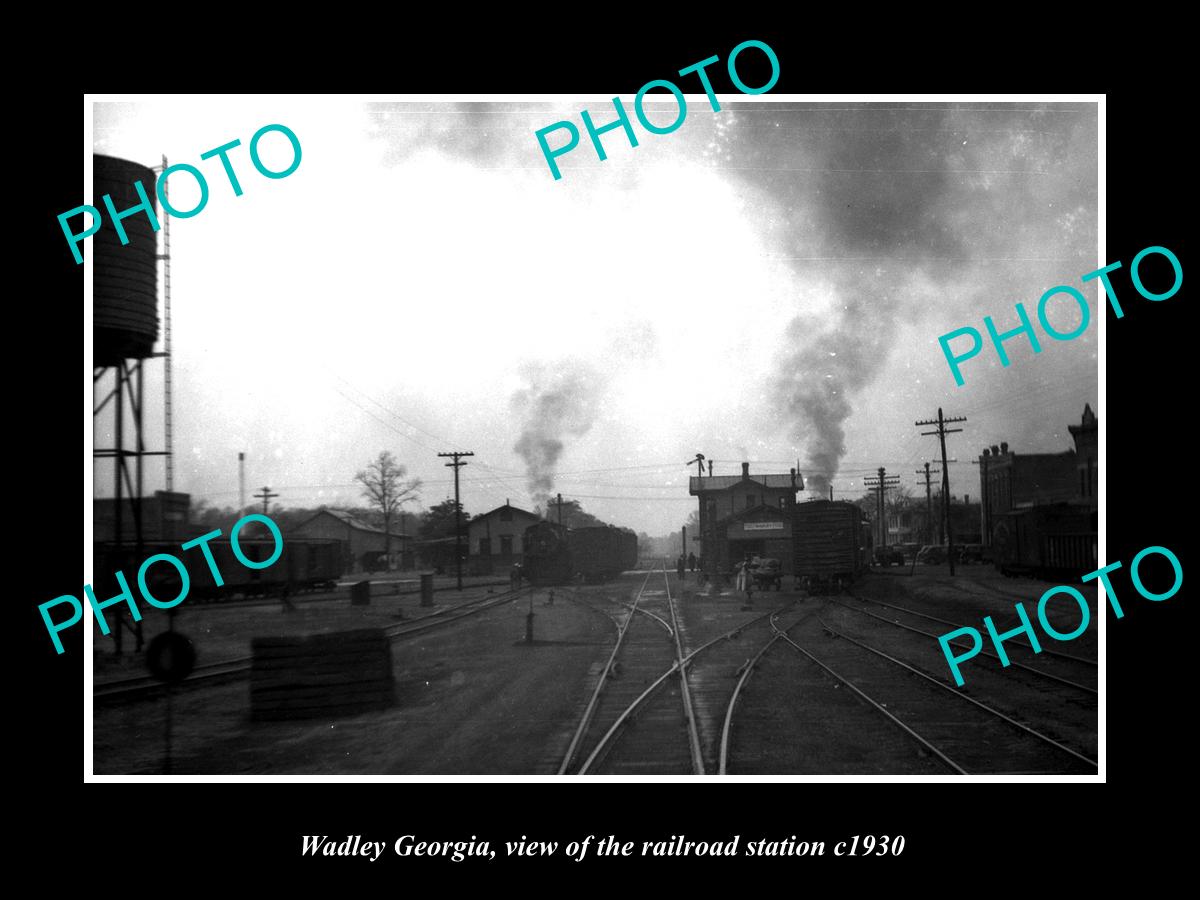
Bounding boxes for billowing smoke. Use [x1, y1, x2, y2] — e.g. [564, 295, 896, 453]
[511, 363, 602, 507]
[775, 290, 897, 493]
[754, 107, 960, 490]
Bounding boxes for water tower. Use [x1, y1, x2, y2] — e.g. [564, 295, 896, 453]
[92, 153, 175, 652]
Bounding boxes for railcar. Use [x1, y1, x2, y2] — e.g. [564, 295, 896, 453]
[992, 504, 1097, 579]
[92, 537, 344, 603]
[521, 522, 638, 585]
[570, 525, 638, 583]
[792, 500, 870, 591]
[521, 521, 573, 584]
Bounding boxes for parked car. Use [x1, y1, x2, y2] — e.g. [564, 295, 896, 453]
[958, 543, 984, 564]
[750, 557, 782, 590]
[915, 545, 947, 565]
[874, 546, 905, 567]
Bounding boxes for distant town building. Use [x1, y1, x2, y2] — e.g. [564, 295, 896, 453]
[292, 509, 410, 572]
[978, 404, 1098, 545]
[466, 501, 541, 575]
[94, 491, 191, 542]
[689, 462, 803, 574]
[1068, 403, 1098, 510]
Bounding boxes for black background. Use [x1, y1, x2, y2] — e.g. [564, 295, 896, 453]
[23, 26, 1187, 885]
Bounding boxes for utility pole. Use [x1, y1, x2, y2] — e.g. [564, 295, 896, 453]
[556, 492, 564, 528]
[438, 451, 474, 590]
[828, 484, 833, 501]
[238, 452, 246, 516]
[916, 408, 967, 576]
[916, 462, 940, 545]
[253, 485, 278, 516]
[864, 467, 900, 551]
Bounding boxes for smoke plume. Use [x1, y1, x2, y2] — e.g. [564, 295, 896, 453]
[511, 363, 602, 507]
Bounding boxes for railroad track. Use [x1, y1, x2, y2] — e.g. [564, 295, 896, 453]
[717, 610, 799, 774]
[832, 594, 1096, 695]
[799, 613, 1097, 774]
[559, 566, 794, 775]
[94, 585, 532, 705]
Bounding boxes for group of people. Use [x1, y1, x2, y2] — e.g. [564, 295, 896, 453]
[675, 552, 700, 580]
[675, 552, 757, 600]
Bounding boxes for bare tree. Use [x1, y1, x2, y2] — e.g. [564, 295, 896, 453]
[355, 451, 421, 567]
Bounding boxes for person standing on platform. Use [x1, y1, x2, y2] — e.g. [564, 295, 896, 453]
[687, 551, 696, 572]
[677, 554, 686, 582]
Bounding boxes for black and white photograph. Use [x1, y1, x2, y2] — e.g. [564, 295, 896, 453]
[78, 91, 1109, 780]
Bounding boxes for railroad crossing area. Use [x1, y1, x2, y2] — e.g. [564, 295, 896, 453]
[93, 566, 1098, 775]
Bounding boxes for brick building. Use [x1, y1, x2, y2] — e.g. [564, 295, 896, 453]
[689, 462, 803, 574]
[978, 404, 1098, 545]
[1069, 403, 1098, 510]
[466, 501, 541, 574]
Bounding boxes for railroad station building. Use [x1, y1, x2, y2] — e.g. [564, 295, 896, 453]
[466, 501, 541, 574]
[292, 508, 411, 572]
[978, 404, 1099, 545]
[689, 462, 804, 574]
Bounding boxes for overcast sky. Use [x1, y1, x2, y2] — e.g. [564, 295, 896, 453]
[91, 97, 1098, 536]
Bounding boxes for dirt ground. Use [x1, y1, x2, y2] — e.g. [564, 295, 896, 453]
[92, 567, 1100, 776]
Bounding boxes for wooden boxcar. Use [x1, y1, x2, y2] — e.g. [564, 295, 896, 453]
[992, 504, 1097, 579]
[93, 538, 344, 603]
[571, 525, 638, 582]
[793, 500, 870, 590]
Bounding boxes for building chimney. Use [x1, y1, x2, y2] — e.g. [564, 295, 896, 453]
[1000, 441, 1008, 454]
[983, 448, 991, 457]
[991, 445, 1001, 455]
[742, 461, 750, 479]
[790, 467, 796, 489]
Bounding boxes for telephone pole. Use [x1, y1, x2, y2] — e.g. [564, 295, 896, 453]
[915, 462, 940, 545]
[253, 485, 278, 516]
[438, 451, 474, 590]
[864, 467, 900, 552]
[916, 408, 967, 575]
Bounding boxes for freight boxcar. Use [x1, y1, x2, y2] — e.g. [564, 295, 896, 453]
[793, 500, 870, 590]
[992, 504, 1097, 579]
[571, 525, 638, 582]
[92, 537, 344, 603]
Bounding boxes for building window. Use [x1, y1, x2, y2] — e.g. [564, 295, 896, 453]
[479, 537, 491, 556]
[500, 507, 512, 522]
[778, 496, 786, 510]
[500, 535, 513, 556]
[746, 494, 756, 510]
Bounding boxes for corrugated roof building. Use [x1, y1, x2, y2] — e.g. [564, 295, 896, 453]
[292, 509, 411, 572]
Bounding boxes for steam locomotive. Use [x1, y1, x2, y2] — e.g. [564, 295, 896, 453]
[521, 522, 639, 585]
